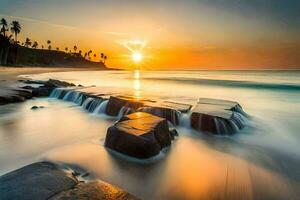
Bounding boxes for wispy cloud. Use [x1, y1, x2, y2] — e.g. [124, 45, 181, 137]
[0, 13, 128, 36]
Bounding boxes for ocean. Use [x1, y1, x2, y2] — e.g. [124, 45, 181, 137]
[0, 70, 299, 199]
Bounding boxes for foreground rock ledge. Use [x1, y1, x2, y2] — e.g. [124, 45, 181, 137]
[0, 162, 139, 200]
[105, 112, 174, 159]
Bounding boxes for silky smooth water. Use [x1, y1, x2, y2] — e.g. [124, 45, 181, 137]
[1, 70, 300, 200]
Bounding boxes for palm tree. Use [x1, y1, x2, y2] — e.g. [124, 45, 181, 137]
[78, 50, 82, 56]
[41, 45, 44, 49]
[87, 50, 92, 60]
[100, 53, 104, 62]
[56, 47, 59, 51]
[0, 18, 8, 37]
[47, 40, 51, 51]
[104, 55, 107, 64]
[10, 21, 21, 43]
[32, 41, 38, 49]
[93, 54, 96, 60]
[24, 38, 32, 48]
[73, 45, 77, 53]
[65, 47, 68, 52]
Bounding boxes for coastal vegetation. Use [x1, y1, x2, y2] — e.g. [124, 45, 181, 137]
[0, 18, 108, 68]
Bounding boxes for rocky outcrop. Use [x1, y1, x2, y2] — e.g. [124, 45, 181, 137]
[32, 79, 76, 97]
[0, 79, 76, 105]
[0, 87, 33, 105]
[0, 161, 139, 200]
[105, 112, 173, 159]
[190, 98, 248, 135]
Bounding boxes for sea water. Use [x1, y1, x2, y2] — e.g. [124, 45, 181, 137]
[1, 70, 300, 199]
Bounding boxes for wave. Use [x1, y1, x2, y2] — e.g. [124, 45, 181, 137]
[142, 77, 300, 91]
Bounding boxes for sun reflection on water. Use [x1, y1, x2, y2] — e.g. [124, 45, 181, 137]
[133, 70, 141, 98]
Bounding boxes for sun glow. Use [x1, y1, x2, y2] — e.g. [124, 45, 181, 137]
[132, 52, 143, 62]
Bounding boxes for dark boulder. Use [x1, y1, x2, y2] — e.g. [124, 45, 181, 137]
[105, 112, 174, 159]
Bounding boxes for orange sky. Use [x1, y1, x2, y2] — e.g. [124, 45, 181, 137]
[1, 0, 300, 70]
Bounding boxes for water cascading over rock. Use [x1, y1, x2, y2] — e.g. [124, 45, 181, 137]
[190, 98, 248, 135]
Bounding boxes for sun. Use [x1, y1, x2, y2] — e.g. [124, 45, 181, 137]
[132, 52, 143, 62]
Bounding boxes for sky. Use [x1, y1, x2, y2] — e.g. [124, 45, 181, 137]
[0, 0, 300, 70]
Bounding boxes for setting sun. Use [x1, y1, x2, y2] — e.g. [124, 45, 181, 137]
[132, 52, 143, 62]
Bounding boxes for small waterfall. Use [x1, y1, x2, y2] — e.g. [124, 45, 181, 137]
[63, 91, 80, 102]
[117, 106, 133, 120]
[94, 100, 109, 114]
[74, 94, 83, 105]
[180, 112, 191, 128]
[85, 98, 104, 113]
[82, 97, 94, 110]
[50, 88, 64, 98]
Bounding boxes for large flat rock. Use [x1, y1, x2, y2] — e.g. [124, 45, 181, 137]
[0, 162, 139, 200]
[0, 162, 78, 200]
[191, 98, 247, 135]
[138, 101, 191, 125]
[50, 181, 139, 200]
[105, 112, 173, 159]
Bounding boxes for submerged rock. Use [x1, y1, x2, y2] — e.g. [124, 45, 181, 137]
[0, 161, 139, 200]
[31, 105, 45, 110]
[105, 112, 173, 159]
[191, 98, 248, 135]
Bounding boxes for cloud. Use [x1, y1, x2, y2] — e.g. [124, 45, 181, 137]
[0, 13, 128, 36]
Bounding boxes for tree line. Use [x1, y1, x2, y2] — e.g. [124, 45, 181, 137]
[0, 18, 107, 64]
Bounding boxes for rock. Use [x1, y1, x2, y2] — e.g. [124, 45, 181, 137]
[138, 101, 191, 125]
[190, 98, 248, 135]
[21, 85, 35, 90]
[105, 112, 173, 159]
[0, 162, 139, 200]
[32, 87, 54, 97]
[31, 105, 45, 110]
[169, 128, 179, 140]
[31, 105, 39, 110]
[137, 101, 191, 125]
[22, 80, 45, 84]
[44, 79, 76, 88]
[50, 180, 139, 200]
[0, 162, 78, 200]
[106, 96, 145, 116]
[0, 88, 33, 105]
